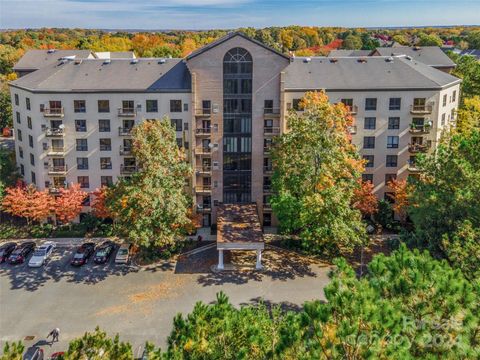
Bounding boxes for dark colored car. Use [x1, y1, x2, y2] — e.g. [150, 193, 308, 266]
[93, 241, 116, 264]
[7, 241, 35, 264]
[49, 352, 64, 360]
[0, 242, 17, 263]
[23, 346, 44, 360]
[70, 242, 95, 266]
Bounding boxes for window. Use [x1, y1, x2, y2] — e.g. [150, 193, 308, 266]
[452, 90, 457, 102]
[363, 155, 374, 168]
[27, 116, 32, 129]
[183, 103, 189, 112]
[31, 171, 36, 184]
[451, 108, 456, 121]
[99, 119, 110, 132]
[389, 98, 401, 110]
[26, 97, 31, 110]
[99, 138, 111, 151]
[362, 174, 373, 183]
[385, 173, 397, 184]
[363, 136, 375, 149]
[98, 100, 110, 113]
[171, 119, 182, 131]
[74, 100, 86, 113]
[365, 98, 377, 111]
[16, 112, 20, 124]
[28, 135, 33, 148]
[341, 98, 353, 107]
[388, 117, 400, 129]
[77, 157, 89, 170]
[176, 138, 183, 147]
[76, 139, 88, 151]
[170, 100, 182, 112]
[14, 94, 19, 106]
[20, 164, 24, 176]
[443, 94, 447, 107]
[184, 122, 189, 131]
[146, 100, 158, 112]
[441, 113, 446, 126]
[386, 155, 398, 167]
[364, 117, 376, 130]
[77, 176, 90, 189]
[264, 100, 274, 113]
[387, 136, 399, 149]
[292, 98, 303, 111]
[18, 146, 23, 158]
[101, 176, 113, 187]
[17, 129, 22, 141]
[75, 119, 87, 132]
[121, 100, 134, 113]
[100, 157, 112, 169]
[30, 153, 35, 166]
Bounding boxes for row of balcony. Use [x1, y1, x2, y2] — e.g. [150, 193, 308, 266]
[195, 127, 280, 137]
[195, 203, 272, 213]
[341, 104, 434, 115]
[42, 108, 140, 118]
[44, 146, 133, 156]
[43, 127, 133, 137]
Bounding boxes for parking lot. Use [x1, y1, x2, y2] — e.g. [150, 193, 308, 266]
[0, 239, 332, 358]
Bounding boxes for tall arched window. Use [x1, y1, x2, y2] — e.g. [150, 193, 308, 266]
[223, 48, 252, 204]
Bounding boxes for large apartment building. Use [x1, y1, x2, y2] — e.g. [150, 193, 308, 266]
[9, 32, 461, 228]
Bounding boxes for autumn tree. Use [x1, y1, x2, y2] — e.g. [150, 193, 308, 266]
[387, 178, 411, 224]
[106, 118, 193, 249]
[0, 341, 24, 360]
[55, 183, 87, 224]
[456, 95, 480, 133]
[352, 179, 378, 217]
[91, 186, 111, 219]
[1, 184, 54, 224]
[271, 91, 366, 255]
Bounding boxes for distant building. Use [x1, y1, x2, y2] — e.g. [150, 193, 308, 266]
[457, 49, 480, 60]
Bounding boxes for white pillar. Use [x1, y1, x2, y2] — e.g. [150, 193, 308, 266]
[217, 249, 224, 270]
[255, 249, 263, 270]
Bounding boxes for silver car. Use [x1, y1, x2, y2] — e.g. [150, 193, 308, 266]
[115, 243, 131, 264]
[28, 242, 55, 267]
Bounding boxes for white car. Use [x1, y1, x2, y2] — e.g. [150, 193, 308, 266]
[115, 243, 132, 264]
[28, 242, 56, 267]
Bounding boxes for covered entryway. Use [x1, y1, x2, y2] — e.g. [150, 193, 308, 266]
[216, 203, 264, 271]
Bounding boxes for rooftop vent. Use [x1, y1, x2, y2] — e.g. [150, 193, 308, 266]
[329, 58, 338, 63]
[74, 59, 82, 65]
[60, 55, 76, 61]
[158, 58, 166, 64]
[131, 59, 139, 64]
[47, 49, 56, 54]
[357, 58, 368, 63]
[304, 57, 312, 63]
[385, 57, 394, 62]
[103, 59, 111, 65]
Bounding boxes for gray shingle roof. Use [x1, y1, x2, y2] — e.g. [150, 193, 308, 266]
[284, 56, 461, 91]
[328, 49, 373, 57]
[10, 58, 191, 93]
[374, 46, 456, 68]
[13, 49, 94, 71]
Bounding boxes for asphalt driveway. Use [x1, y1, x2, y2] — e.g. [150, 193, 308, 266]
[0, 240, 331, 358]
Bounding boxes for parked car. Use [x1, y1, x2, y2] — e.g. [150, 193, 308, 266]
[93, 241, 116, 264]
[28, 242, 56, 267]
[0, 242, 17, 263]
[70, 242, 95, 266]
[115, 243, 132, 264]
[23, 346, 44, 360]
[7, 241, 35, 264]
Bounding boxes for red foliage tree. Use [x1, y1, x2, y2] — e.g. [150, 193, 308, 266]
[387, 179, 411, 223]
[91, 187, 111, 219]
[352, 180, 378, 217]
[1, 184, 54, 224]
[55, 183, 87, 224]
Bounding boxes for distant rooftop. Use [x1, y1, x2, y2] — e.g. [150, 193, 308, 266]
[373, 46, 456, 68]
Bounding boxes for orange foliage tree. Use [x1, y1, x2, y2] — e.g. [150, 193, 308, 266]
[55, 183, 87, 224]
[387, 179, 412, 223]
[352, 180, 378, 217]
[91, 187, 111, 219]
[1, 184, 54, 224]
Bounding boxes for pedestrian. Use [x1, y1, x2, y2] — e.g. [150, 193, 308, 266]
[47, 328, 60, 343]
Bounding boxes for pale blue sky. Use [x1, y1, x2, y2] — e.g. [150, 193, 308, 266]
[0, 0, 479, 29]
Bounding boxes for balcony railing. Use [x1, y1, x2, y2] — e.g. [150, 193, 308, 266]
[348, 125, 357, 135]
[263, 146, 272, 154]
[407, 161, 422, 172]
[195, 128, 211, 136]
[346, 105, 358, 115]
[264, 107, 280, 116]
[43, 108, 64, 117]
[263, 185, 272, 193]
[195, 147, 211, 155]
[408, 143, 430, 153]
[409, 124, 431, 134]
[119, 146, 132, 156]
[195, 185, 212, 194]
[264, 127, 280, 135]
[263, 203, 272, 212]
[49, 186, 66, 195]
[118, 108, 136, 117]
[196, 204, 212, 212]
[118, 127, 133, 136]
[120, 165, 137, 174]
[45, 127, 65, 137]
[263, 165, 273, 174]
[47, 147, 66, 155]
[195, 108, 212, 116]
[196, 166, 212, 174]
[410, 104, 433, 114]
[48, 165, 67, 174]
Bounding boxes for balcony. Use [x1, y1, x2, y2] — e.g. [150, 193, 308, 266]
[407, 161, 422, 173]
[118, 108, 136, 117]
[195, 147, 211, 155]
[264, 127, 280, 136]
[348, 125, 357, 135]
[48, 165, 67, 175]
[49, 186, 66, 195]
[195, 108, 212, 117]
[44, 127, 65, 137]
[263, 185, 272, 193]
[263, 146, 272, 155]
[195, 185, 212, 194]
[410, 104, 433, 114]
[263, 165, 273, 174]
[263, 108, 280, 117]
[43, 108, 64, 117]
[118, 127, 133, 136]
[46, 147, 66, 156]
[408, 143, 430, 153]
[120, 165, 137, 174]
[263, 203, 272, 212]
[346, 105, 358, 115]
[196, 204, 212, 213]
[195, 128, 211, 137]
[409, 124, 431, 134]
[196, 166, 212, 175]
[119, 146, 132, 156]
